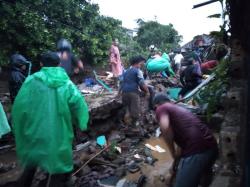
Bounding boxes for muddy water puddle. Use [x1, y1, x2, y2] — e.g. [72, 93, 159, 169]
[126, 137, 173, 187]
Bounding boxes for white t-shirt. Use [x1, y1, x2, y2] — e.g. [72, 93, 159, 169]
[174, 54, 184, 64]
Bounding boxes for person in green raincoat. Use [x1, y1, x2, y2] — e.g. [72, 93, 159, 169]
[0, 102, 11, 138]
[12, 52, 89, 187]
[146, 52, 175, 77]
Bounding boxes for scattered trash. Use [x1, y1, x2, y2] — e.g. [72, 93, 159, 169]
[116, 179, 127, 187]
[145, 143, 157, 151]
[92, 84, 103, 91]
[155, 127, 161, 137]
[97, 176, 120, 187]
[114, 146, 121, 154]
[116, 179, 137, 187]
[93, 70, 113, 93]
[0, 144, 14, 150]
[145, 143, 166, 153]
[80, 89, 96, 94]
[84, 78, 96, 87]
[97, 135, 107, 148]
[155, 145, 166, 153]
[106, 72, 113, 80]
[134, 154, 143, 163]
[74, 141, 91, 152]
[134, 154, 141, 159]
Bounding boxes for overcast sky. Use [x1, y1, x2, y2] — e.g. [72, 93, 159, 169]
[92, 0, 222, 45]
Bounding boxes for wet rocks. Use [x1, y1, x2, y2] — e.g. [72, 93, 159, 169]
[0, 163, 16, 174]
[85, 92, 122, 121]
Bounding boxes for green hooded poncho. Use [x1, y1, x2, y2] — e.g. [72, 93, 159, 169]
[12, 67, 89, 174]
[146, 52, 175, 76]
[0, 102, 10, 138]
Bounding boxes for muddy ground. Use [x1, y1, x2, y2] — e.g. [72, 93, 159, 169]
[0, 74, 220, 187]
[0, 75, 177, 187]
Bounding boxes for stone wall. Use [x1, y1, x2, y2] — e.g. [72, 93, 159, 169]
[212, 0, 250, 186]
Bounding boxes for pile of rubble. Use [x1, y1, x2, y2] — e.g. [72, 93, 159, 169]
[0, 73, 218, 187]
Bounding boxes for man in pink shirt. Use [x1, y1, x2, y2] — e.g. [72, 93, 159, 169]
[109, 39, 123, 87]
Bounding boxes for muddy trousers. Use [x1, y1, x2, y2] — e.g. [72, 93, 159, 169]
[174, 147, 218, 187]
[122, 92, 140, 124]
[17, 167, 72, 187]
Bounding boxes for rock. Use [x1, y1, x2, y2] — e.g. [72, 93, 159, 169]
[145, 156, 158, 166]
[116, 179, 127, 187]
[85, 92, 122, 121]
[209, 113, 225, 130]
[88, 145, 97, 154]
[127, 162, 140, 173]
[116, 179, 137, 187]
[108, 131, 123, 142]
[120, 142, 131, 152]
[160, 175, 165, 182]
[73, 159, 82, 168]
[104, 167, 115, 175]
[115, 166, 126, 178]
[144, 147, 153, 157]
[98, 173, 110, 179]
[98, 176, 120, 186]
[79, 165, 91, 176]
[113, 158, 125, 165]
[137, 175, 147, 187]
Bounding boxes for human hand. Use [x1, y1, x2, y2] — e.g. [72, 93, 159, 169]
[202, 74, 209, 79]
[74, 68, 80, 74]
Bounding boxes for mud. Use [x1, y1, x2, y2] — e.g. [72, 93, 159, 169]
[126, 137, 173, 187]
[0, 76, 205, 187]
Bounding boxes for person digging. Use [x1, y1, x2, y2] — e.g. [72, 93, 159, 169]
[153, 93, 218, 187]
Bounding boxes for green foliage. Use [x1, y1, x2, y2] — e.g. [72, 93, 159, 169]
[197, 58, 230, 120]
[119, 32, 148, 68]
[135, 21, 182, 52]
[207, 0, 230, 41]
[0, 0, 124, 66]
[0, 1, 182, 67]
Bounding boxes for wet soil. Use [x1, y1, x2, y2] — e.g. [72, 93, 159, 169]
[126, 137, 173, 187]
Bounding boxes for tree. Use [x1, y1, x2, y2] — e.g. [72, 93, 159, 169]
[0, 0, 124, 66]
[135, 21, 182, 52]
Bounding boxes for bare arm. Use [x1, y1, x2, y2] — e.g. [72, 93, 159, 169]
[159, 114, 176, 159]
[137, 70, 149, 95]
[140, 84, 149, 95]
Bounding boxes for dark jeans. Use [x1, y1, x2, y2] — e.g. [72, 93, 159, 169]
[17, 167, 72, 187]
[174, 147, 218, 187]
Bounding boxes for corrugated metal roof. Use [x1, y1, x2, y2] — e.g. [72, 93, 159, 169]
[182, 34, 214, 49]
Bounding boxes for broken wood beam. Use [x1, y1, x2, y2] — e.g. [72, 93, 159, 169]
[193, 0, 219, 9]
